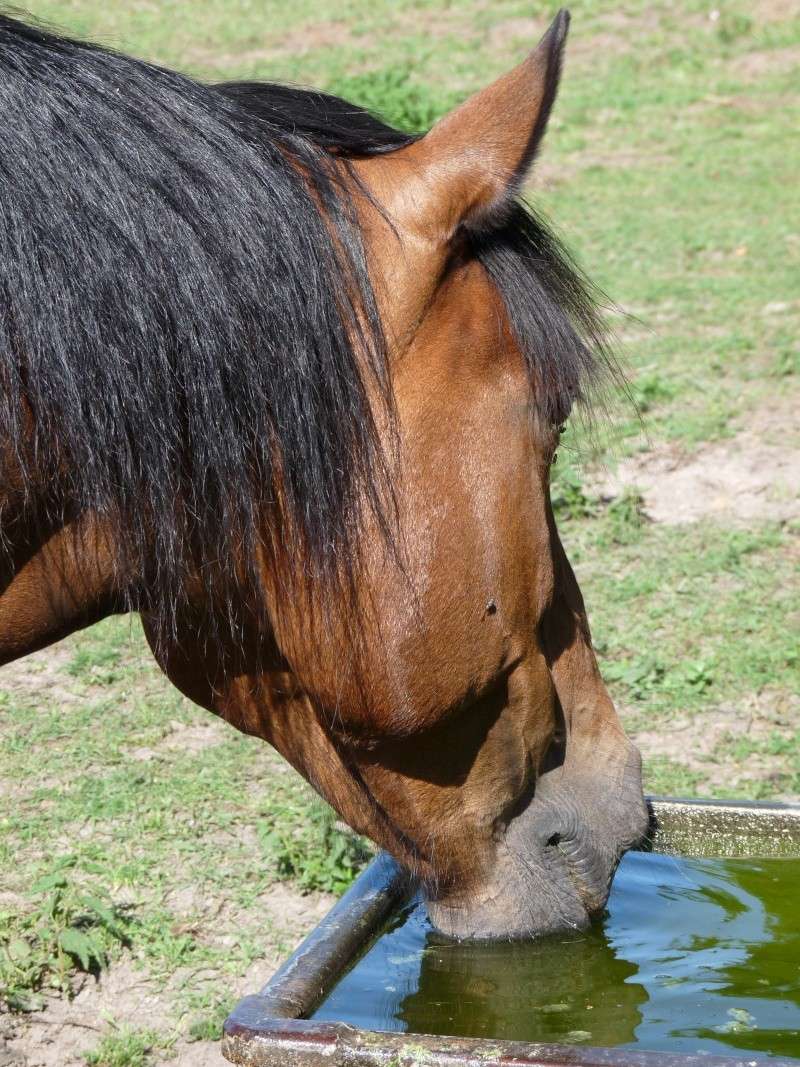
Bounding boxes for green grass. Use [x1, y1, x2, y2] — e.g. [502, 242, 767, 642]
[0, 617, 367, 1034]
[84, 1025, 168, 1067]
[571, 518, 798, 710]
[558, 492, 799, 792]
[1, 0, 798, 1058]
[0, 861, 134, 1012]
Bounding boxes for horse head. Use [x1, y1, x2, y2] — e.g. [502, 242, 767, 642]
[0, 10, 648, 940]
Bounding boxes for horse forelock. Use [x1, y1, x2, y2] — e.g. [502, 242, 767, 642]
[0, 12, 616, 649]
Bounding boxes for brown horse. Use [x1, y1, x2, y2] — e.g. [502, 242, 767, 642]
[0, 10, 648, 940]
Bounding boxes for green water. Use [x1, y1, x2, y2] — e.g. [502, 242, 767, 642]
[313, 852, 800, 1059]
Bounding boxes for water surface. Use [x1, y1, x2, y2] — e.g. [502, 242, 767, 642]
[313, 852, 800, 1059]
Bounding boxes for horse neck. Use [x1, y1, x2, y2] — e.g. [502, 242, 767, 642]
[0, 511, 124, 665]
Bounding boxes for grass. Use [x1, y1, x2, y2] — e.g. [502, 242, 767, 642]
[557, 491, 799, 796]
[0, 617, 369, 1050]
[84, 1026, 167, 1067]
[1, 0, 799, 1061]
[0, 861, 134, 1012]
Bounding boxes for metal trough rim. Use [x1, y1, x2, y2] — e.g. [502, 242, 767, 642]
[222, 796, 800, 1067]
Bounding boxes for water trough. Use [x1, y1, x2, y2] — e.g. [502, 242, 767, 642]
[222, 797, 800, 1067]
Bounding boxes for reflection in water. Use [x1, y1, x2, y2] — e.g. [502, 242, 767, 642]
[399, 916, 644, 1043]
[313, 853, 800, 1060]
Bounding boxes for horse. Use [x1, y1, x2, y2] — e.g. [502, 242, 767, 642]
[0, 9, 649, 941]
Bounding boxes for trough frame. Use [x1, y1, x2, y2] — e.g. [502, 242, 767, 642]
[222, 797, 800, 1067]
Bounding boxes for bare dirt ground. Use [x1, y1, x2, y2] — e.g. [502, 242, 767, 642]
[629, 688, 800, 799]
[595, 393, 800, 526]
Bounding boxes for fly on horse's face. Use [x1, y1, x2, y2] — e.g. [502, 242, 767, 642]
[0, 9, 648, 940]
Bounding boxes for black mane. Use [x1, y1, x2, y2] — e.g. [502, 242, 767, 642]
[0, 14, 613, 642]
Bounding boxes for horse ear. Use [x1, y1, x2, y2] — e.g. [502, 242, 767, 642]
[385, 9, 570, 241]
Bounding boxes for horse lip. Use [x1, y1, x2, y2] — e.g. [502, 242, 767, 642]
[548, 833, 616, 916]
[425, 754, 648, 940]
[424, 834, 594, 941]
